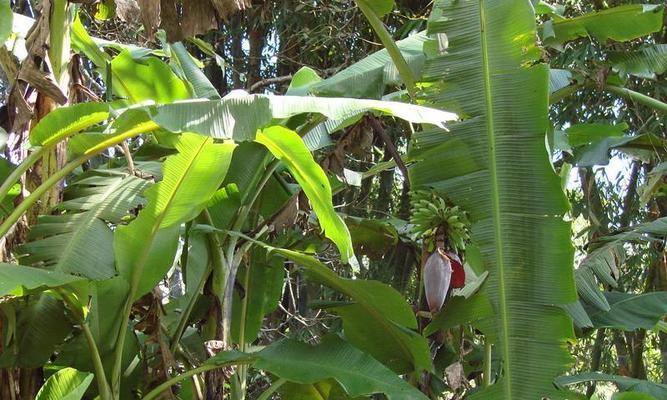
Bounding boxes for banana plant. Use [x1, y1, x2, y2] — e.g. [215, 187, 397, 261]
[0, 15, 459, 396]
[409, 1, 577, 398]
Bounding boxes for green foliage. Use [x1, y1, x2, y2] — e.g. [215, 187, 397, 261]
[34, 368, 93, 400]
[412, 1, 577, 398]
[0, 264, 83, 296]
[556, 373, 667, 399]
[257, 126, 354, 263]
[542, 4, 664, 47]
[0, 0, 13, 45]
[205, 335, 429, 400]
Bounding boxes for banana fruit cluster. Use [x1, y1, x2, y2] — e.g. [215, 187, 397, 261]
[409, 190, 470, 252]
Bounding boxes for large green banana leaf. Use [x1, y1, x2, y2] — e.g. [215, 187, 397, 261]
[410, 1, 576, 398]
[204, 335, 429, 400]
[115, 133, 235, 299]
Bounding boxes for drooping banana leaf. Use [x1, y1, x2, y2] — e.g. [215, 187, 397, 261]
[609, 44, 667, 79]
[310, 32, 428, 99]
[0, 264, 84, 296]
[147, 91, 456, 142]
[256, 126, 354, 263]
[576, 217, 667, 311]
[267, 247, 432, 374]
[204, 335, 429, 400]
[411, 1, 576, 398]
[541, 4, 664, 48]
[587, 292, 667, 331]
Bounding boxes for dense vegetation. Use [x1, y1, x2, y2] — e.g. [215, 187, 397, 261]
[0, 0, 665, 399]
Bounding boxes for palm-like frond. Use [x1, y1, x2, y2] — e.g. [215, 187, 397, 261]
[17, 171, 149, 279]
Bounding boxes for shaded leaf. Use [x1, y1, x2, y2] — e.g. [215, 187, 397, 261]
[0, 264, 84, 296]
[556, 373, 667, 399]
[268, 247, 432, 373]
[588, 292, 667, 331]
[609, 44, 667, 79]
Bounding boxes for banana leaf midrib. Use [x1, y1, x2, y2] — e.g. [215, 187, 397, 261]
[478, 3, 513, 397]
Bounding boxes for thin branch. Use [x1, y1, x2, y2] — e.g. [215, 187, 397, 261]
[249, 74, 294, 92]
[368, 116, 410, 188]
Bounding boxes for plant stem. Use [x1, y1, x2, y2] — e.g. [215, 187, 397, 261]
[82, 323, 114, 400]
[0, 147, 46, 204]
[257, 378, 286, 400]
[603, 84, 667, 113]
[221, 159, 280, 347]
[483, 340, 492, 387]
[141, 360, 253, 400]
[355, 0, 417, 99]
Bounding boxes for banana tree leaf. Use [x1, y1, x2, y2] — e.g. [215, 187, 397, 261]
[363, 0, 394, 17]
[0, 0, 11, 44]
[257, 126, 354, 263]
[0, 296, 73, 368]
[148, 91, 456, 142]
[115, 133, 235, 299]
[598, 217, 667, 243]
[256, 336, 426, 400]
[542, 4, 664, 47]
[169, 42, 221, 100]
[266, 247, 432, 374]
[61, 170, 150, 222]
[280, 379, 365, 400]
[609, 44, 667, 79]
[17, 214, 115, 280]
[573, 134, 666, 166]
[563, 301, 594, 329]
[424, 292, 494, 336]
[206, 335, 428, 400]
[285, 67, 323, 97]
[35, 368, 93, 400]
[111, 49, 191, 104]
[412, 1, 577, 398]
[311, 32, 427, 99]
[29, 102, 110, 147]
[16, 172, 149, 280]
[231, 248, 285, 344]
[576, 217, 667, 312]
[556, 373, 667, 398]
[0, 158, 20, 218]
[587, 292, 667, 331]
[0, 264, 84, 296]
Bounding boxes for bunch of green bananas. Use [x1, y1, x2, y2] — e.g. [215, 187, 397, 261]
[409, 190, 470, 252]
